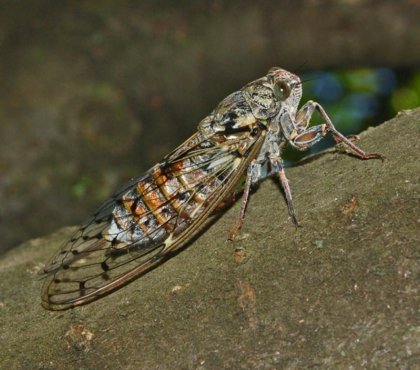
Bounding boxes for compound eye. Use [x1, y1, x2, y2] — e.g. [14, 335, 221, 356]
[274, 80, 292, 101]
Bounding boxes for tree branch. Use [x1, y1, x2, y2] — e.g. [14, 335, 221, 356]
[1, 108, 418, 368]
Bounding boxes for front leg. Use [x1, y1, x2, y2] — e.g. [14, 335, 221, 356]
[289, 101, 384, 160]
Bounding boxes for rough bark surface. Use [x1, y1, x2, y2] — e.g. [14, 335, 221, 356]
[0, 109, 419, 369]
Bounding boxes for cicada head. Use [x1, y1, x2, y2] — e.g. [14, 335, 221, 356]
[242, 67, 302, 120]
[267, 67, 302, 116]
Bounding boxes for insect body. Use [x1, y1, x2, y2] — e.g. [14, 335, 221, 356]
[41, 68, 382, 310]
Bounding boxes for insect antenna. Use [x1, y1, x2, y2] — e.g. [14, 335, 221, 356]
[292, 61, 308, 76]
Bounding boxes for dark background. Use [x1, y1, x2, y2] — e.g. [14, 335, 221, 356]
[1, 0, 419, 254]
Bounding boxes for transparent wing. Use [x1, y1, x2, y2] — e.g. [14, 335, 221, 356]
[41, 131, 265, 310]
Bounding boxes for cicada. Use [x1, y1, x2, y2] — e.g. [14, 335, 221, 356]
[41, 67, 382, 310]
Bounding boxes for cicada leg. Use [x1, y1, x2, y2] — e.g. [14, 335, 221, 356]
[291, 100, 384, 160]
[228, 160, 261, 241]
[277, 165, 299, 227]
